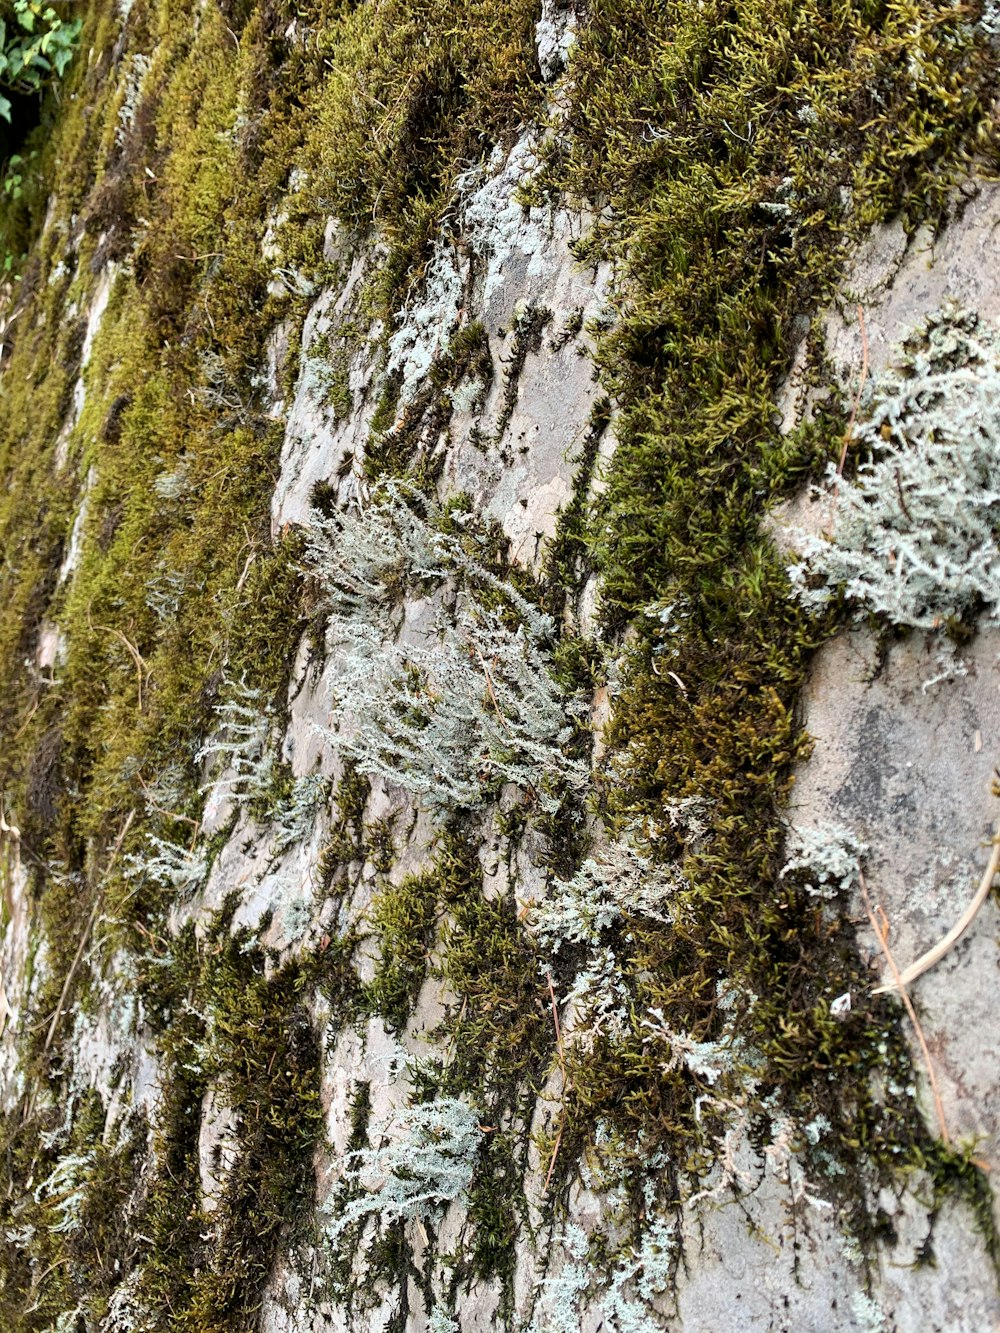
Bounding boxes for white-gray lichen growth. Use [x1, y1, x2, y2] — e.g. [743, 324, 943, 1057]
[325, 1096, 480, 1240]
[780, 821, 867, 899]
[789, 308, 1000, 630]
[308, 486, 589, 811]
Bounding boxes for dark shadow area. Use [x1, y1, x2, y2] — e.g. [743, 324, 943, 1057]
[0, 88, 42, 166]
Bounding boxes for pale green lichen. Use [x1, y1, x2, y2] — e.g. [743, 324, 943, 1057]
[321, 602, 587, 812]
[325, 1095, 480, 1240]
[309, 485, 589, 812]
[780, 822, 868, 900]
[528, 839, 682, 952]
[849, 1289, 889, 1333]
[790, 309, 1000, 631]
[530, 1187, 676, 1333]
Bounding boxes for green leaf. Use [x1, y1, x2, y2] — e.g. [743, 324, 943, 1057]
[0, 95, 11, 124]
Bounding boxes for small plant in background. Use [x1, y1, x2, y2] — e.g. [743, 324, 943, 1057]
[850, 1290, 889, 1333]
[529, 1150, 676, 1333]
[197, 676, 275, 804]
[980, 0, 1000, 43]
[33, 1149, 95, 1236]
[114, 51, 150, 144]
[640, 1002, 743, 1089]
[304, 481, 454, 625]
[125, 834, 207, 895]
[144, 567, 187, 622]
[789, 308, 1000, 631]
[1, 149, 25, 199]
[305, 480, 551, 638]
[269, 770, 328, 856]
[0, 2, 82, 122]
[199, 675, 329, 850]
[103, 1271, 155, 1333]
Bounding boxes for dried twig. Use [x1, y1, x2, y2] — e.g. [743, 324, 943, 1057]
[543, 973, 569, 1193]
[837, 303, 869, 475]
[873, 827, 1000, 995]
[12, 697, 40, 741]
[860, 871, 950, 1144]
[0, 811, 22, 1001]
[91, 619, 148, 711]
[477, 651, 512, 735]
[0, 970, 10, 1035]
[0, 807, 20, 850]
[893, 465, 913, 523]
[43, 810, 135, 1054]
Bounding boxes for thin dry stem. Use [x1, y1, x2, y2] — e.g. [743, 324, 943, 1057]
[860, 871, 950, 1145]
[838, 303, 869, 475]
[873, 828, 1000, 995]
[543, 972, 569, 1193]
[92, 620, 148, 711]
[477, 651, 512, 735]
[43, 809, 135, 1054]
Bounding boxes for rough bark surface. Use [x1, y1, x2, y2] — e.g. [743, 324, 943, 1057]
[1, 2, 999, 1330]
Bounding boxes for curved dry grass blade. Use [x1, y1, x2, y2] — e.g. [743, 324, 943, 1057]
[860, 872, 950, 1144]
[873, 828, 1000, 996]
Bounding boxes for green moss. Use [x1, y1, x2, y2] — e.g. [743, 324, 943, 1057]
[0, 0, 997, 1324]
[316, 762, 371, 880]
[0, 1089, 148, 1331]
[0, 2, 339, 1324]
[361, 319, 497, 484]
[300, 0, 544, 287]
[494, 303, 553, 444]
[366, 866, 442, 1029]
[522, 0, 1000, 1232]
[134, 907, 323, 1332]
[463, 1125, 528, 1315]
[541, 394, 612, 620]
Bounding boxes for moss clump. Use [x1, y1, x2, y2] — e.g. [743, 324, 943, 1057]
[353, 829, 549, 1313]
[0, 0, 997, 1325]
[521, 0, 1000, 1231]
[366, 866, 443, 1029]
[0, 1091, 147, 1330]
[0, 10, 336, 1323]
[136, 907, 323, 1333]
[362, 318, 497, 484]
[301, 0, 544, 286]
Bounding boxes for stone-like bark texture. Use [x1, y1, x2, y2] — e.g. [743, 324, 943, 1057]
[1, 2, 1000, 1331]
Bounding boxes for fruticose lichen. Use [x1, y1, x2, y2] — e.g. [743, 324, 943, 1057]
[780, 822, 868, 900]
[325, 1096, 481, 1240]
[309, 484, 589, 812]
[790, 308, 1000, 630]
